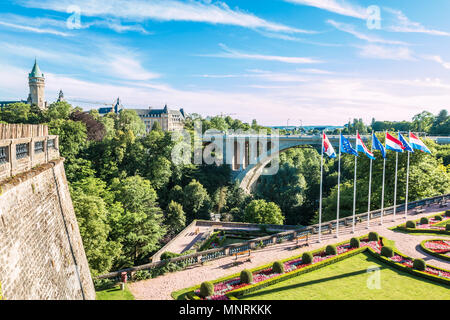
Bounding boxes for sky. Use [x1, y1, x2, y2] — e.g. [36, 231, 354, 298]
[1, 0, 450, 126]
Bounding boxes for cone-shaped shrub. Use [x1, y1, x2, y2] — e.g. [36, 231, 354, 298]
[446, 224, 450, 231]
[406, 220, 416, 228]
[380, 246, 394, 258]
[200, 281, 214, 298]
[302, 252, 313, 264]
[420, 217, 429, 225]
[350, 237, 360, 248]
[435, 215, 443, 221]
[413, 258, 426, 271]
[368, 232, 379, 242]
[272, 261, 284, 274]
[325, 244, 337, 255]
[445, 210, 450, 217]
[240, 269, 253, 284]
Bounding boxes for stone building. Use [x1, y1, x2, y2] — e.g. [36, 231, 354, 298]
[0, 59, 48, 109]
[98, 99, 186, 132]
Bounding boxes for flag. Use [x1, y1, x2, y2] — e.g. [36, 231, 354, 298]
[356, 132, 375, 160]
[398, 132, 414, 153]
[323, 133, 336, 158]
[372, 133, 386, 158]
[340, 134, 358, 156]
[409, 132, 432, 154]
[385, 132, 404, 152]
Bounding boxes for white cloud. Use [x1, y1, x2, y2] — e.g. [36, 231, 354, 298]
[18, 0, 311, 34]
[285, 0, 367, 19]
[386, 8, 450, 36]
[202, 44, 322, 64]
[0, 20, 70, 36]
[358, 44, 415, 61]
[326, 19, 407, 45]
[423, 55, 450, 70]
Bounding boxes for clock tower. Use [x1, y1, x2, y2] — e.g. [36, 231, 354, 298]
[28, 59, 46, 110]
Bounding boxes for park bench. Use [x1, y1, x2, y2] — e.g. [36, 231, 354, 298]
[233, 250, 251, 264]
[439, 201, 448, 208]
[295, 234, 309, 248]
[413, 206, 425, 215]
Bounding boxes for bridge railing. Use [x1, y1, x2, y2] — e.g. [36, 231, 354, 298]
[96, 193, 449, 282]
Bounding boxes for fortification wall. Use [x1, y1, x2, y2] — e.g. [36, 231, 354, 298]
[0, 124, 95, 300]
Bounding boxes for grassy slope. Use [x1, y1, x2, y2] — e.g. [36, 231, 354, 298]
[96, 284, 135, 300]
[240, 252, 450, 300]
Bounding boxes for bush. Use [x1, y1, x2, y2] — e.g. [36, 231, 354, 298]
[380, 246, 394, 258]
[160, 251, 180, 260]
[420, 217, 429, 225]
[413, 259, 426, 271]
[133, 270, 152, 281]
[350, 237, 360, 248]
[446, 224, 450, 231]
[368, 232, 379, 242]
[272, 261, 285, 274]
[325, 245, 337, 255]
[406, 220, 416, 228]
[302, 252, 313, 264]
[240, 269, 253, 284]
[199, 281, 214, 298]
[445, 210, 450, 217]
[435, 215, 443, 221]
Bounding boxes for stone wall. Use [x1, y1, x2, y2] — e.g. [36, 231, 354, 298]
[0, 127, 95, 300]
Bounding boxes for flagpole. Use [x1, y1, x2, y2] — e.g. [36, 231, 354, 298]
[380, 131, 387, 225]
[336, 131, 342, 238]
[318, 131, 324, 243]
[393, 134, 399, 221]
[367, 131, 373, 229]
[405, 131, 411, 219]
[352, 131, 358, 234]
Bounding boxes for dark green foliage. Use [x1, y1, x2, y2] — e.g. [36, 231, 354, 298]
[446, 224, 450, 231]
[350, 237, 360, 248]
[325, 245, 337, 255]
[413, 259, 426, 271]
[406, 220, 416, 228]
[240, 269, 253, 284]
[368, 232, 379, 242]
[199, 281, 214, 298]
[302, 252, 313, 264]
[272, 261, 284, 274]
[435, 215, 443, 221]
[420, 217, 429, 225]
[445, 210, 450, 217]
[380, 246, 394, 258]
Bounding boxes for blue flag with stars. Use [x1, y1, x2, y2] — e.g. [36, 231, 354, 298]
[398, 132, 414, 153]
[340, 134, 358, 156]
[372, 133, 386, 158]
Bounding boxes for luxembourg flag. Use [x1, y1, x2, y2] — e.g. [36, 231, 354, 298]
[409, 132, 432, 154]
[323, 133, 336, 158]
[386, 132, 404, 152]
[356, 132, 375, 160]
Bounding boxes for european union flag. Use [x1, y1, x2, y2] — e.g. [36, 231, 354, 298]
[398, 132, 414, 153]
[340, 134, 358, 156]
[372, 133, 386, 158]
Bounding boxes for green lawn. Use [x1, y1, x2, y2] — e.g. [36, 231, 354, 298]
[96, 284, 135, 300]
[239, 253, 450, 300]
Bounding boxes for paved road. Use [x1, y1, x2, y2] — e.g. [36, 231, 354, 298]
[129, 204, 449, 300]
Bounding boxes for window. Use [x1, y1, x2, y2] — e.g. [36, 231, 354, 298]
[34, 141, 44, 154]
[16, 143, 29, 159]
[0, 146, 7, 164]
[47, 139, 55, 149]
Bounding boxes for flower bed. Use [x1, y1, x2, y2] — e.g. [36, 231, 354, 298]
[393, 212, 450, 235]
[420, 239, 450, 262]
[176, 234, 450, 300]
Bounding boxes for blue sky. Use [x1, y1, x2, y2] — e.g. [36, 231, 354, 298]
[1, 0, 450, 125]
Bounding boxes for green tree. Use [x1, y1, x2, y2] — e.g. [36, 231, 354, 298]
[183, 179, 211, 221]
[165, 201, 186, 234]
[48, 119, 87, 158]
[243, 199, 284, 225]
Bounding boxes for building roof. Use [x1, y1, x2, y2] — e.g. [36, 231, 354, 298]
[131, 106, 185, 118]
[29, 59, 44, 78]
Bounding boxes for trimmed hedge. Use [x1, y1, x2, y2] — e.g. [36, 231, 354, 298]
[447, 224, 450, 231]
[413, 259, 426, 271]
[445, 210, 450, 217]
[420, 239, 450, 262]
[435, 215, 443, 221]
[199, 281, 214, 298]
[350, 237, 360, 248]
[240, 269, 253, 284]
[272, 261, 284, 274]
[368, 232, 379, 242]
[406, 220, 416, 228]
[302, 252, 313, 264]
[326, 245, 337, 255]
[420, 217, 429, 225]
[380, 246, 394, 258]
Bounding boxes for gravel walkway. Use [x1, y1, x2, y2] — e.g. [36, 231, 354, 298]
[129, 205, 449, 300]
